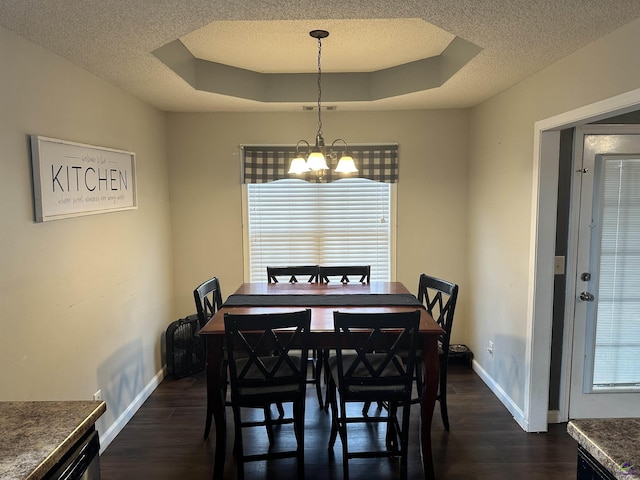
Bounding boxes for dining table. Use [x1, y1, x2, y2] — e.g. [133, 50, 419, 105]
[198, 281, 444, 480]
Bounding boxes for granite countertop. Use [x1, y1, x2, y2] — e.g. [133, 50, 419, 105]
[568, 418, 640, 480]
[0, 401, 106, 480]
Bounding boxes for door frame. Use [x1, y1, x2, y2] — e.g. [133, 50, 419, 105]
[526, 87, 640, 432]
[564, 125, 640, 421]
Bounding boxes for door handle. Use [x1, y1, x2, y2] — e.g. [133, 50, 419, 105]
[579, 291, 595, 302]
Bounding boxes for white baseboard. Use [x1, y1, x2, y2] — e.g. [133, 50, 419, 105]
[98, 368, 166, 453]
[471, 360, 528, 431]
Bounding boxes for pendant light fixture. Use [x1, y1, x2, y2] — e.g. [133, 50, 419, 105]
[288, 30, 358, 179]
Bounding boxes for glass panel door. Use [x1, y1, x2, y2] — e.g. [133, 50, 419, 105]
[569, 126, 640, 419]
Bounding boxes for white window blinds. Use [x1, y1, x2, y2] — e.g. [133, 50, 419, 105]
[592, 157, 640, 389]
[246, 178, 392, 282]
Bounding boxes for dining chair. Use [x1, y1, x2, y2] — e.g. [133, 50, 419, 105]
[193, 276, 223, 439]
[224, 309, 311, 480]
[326, 310, 421, 480]
[266, 265, 325, 409]
[317, 265, 371, 409]
[194, 276, 286, 441]
[318, 265, 370, 283]
[361, 274, 459, 431]
[415, 273, 459, 431]
[267, 265, 319, 283]
[193, 276, 223, 329]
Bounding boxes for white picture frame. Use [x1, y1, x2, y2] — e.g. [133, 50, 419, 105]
[30, 135, 137, 222]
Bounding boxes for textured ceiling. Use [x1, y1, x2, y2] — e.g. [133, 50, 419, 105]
[2, 0, 640, 112]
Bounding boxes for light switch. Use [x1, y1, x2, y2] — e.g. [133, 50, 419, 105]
[554, 256, 565, 275]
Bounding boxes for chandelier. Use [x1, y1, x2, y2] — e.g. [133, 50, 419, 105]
[288, 30, 358, 179]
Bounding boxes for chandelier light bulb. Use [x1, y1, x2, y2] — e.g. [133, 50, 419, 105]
[288, 156, 310, 174]
[307, 151, 329, 171]
[335, 153, 358, 173]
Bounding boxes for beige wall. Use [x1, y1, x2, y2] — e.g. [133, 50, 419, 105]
[468, 17, 640, 413]
[0, 26, 173, 442]
[166, 109, 470, 342]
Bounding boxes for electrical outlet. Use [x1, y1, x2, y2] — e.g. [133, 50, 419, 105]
[487, 341, 494, 355]
[93, 390, 102, 401]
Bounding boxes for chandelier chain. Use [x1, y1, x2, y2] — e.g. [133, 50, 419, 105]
[316, 36, 323, 138]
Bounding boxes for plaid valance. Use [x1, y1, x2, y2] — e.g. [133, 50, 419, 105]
[241, 144, 399, 184]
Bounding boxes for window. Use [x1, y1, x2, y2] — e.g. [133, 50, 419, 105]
[240, 144, 399, 282]
[244, 178, 393, 282]
[592, 157, 640, 389]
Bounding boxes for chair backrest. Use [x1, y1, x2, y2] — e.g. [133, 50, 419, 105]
[267, 265, 319, 283]
[193, 277, 223, 329]
[417, 274, 459, 358]
[333, 310, 420, 402]
[224, 310, 311, 396]
[318, 265, 370, 284]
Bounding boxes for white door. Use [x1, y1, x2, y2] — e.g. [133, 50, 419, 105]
[568, 125, 640, 418]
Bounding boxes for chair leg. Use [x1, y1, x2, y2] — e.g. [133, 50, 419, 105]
[340, 410, 349, 480]
[205, 364, 228, 439]
[400, 439, 408, 480]
[400, 401, 413, 480]
[385, 402, 399, 451]
[203, 404, 212, 440]
[331, 388, 350, 480]
[439, 367, 450, 431]
[415, 361, 424, 401]
[264, 406, 275, 445]
[315, 349, 324, 409]
[294, 400, 305, 479]
[236, 454, 245, 480]
[231, 405, 245, 480]
[327, 376, 339, 449]
[323, 354, 333, 412]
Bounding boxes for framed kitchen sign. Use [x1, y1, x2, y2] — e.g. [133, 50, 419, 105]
[30, 135, 137, 222]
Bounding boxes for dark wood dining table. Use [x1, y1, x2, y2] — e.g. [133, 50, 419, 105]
[198, 281, 443, 479]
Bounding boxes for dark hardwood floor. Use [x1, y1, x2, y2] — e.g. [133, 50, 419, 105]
[100, 363, 579, 479]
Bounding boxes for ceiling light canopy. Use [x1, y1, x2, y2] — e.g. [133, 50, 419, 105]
[288, 30, 358, 180]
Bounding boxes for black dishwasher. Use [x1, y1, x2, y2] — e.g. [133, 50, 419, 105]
[43, 427, 101, 480]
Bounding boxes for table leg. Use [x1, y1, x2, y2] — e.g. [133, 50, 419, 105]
[205, 337, 226, 478]
[420, 335, 438, 480]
